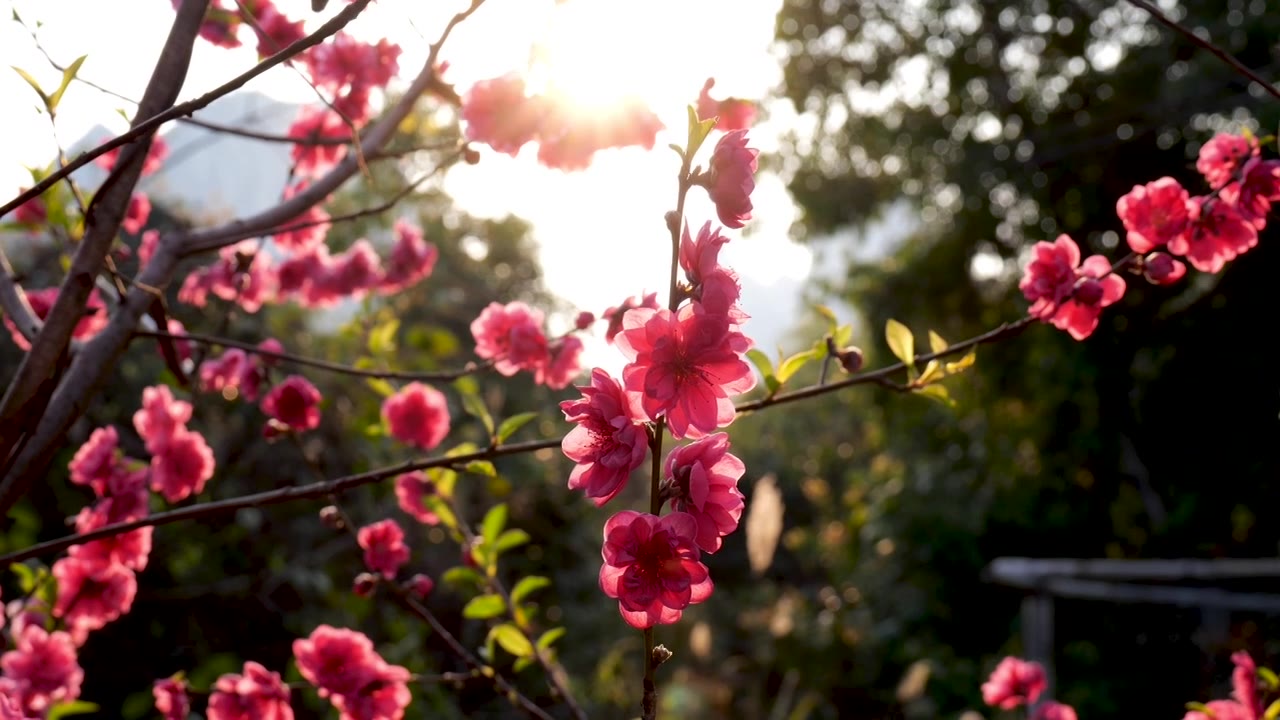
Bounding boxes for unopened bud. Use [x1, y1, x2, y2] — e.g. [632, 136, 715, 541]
[319, 505, 344, 530]
[664, 211, 680, 234]
[651, 644, 673, 666]
[836, 346, 864, 374]
[463, 146, 481, 165]
[574, 311, 595, 330]
[353, 573, 378, 597]
[1143, 252, 1187, 286]
[406, 573, 435, 599]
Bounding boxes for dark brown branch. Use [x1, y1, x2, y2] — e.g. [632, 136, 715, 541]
[1127, 0, 1280, 102]
[0, 437, 559, 566]
[0, 0, 376, 220]
[132, 329, 491, 382]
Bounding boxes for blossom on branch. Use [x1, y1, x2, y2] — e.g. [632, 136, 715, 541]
[377, 220, 438, 295]
[293, 625, 413, 720]
[461, 73, 548, 156]
[394, 472, 439, 525]
[206, 661, 293, 720]
[51, 557, 138, 645]
[1034, 701, 1078, 720]
[1170, 197, 1257, 274]
[0, 625, 83, 715]
[981, 656, 1046, 709]
[662, 433, 746, 553]
[357, 519, 410, 579]
[261, 375, 323, 432]
[701, 130, 758, 229]
[1019, 234, 1125, 340]
[2, 287, 108, 351]
[1197, 132, 1258, 190]
[599, 511, 713, 629]
[153, 677, 190, 720]
[696, 77, 756, 131]
[601, 292, 659, 344]
[288, 108, 351, 177]
[560, 368, 649, 507]
[1116, 177, 1192, 254]
[94, 135, 169, 177]
[382, 382, 450, 451]
[470, 301, 549, 377]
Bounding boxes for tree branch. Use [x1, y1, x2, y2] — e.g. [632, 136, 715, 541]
[132, 329, 492, 382]
[0, 0, 210, 510]
[1126, 0, 1280, 102]
[0, 249, 42, 345]
[0, 0, 376, 221]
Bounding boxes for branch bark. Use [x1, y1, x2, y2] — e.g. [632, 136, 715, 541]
[0, 0, 209, 505]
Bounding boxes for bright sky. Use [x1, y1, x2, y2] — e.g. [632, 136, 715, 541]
[0, 0, 817, 373]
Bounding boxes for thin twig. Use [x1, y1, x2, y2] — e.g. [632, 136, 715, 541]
[0, 0, 376, 220]
[133, 329, 491, 382]
[1126, 0, 1280, 102]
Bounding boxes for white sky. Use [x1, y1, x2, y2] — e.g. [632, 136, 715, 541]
[0, 0, 820, 373]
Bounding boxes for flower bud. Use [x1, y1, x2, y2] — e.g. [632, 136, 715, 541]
[406, 573, 435, 599]
[574, 311, 595, 330]
[463, 146, 481, 165]
[319, 505, 344, 530]
[353, 573, 378, 597]
[1142, 252, 1187, 286]
[836, 346, 864, 374]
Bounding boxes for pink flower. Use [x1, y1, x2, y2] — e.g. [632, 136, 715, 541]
[271, 204, 330, 253]
[1142, 252, 1187, 286]
[94, 136, 169, 177]
[382, 383, 450, 450]
[1019, 235, 1125, 341]
[0, 625, 83, 715]
[0, 694, 33, 720]
[1222, 157, 1280, 229]
[1197, 133, 1257, 190]
[534, 97, 663, 171]
[293, 626, 412, 720]
[250, 0, 306, 59]
[470, 301, 549, 376]
[1115, 177, 1192, 254]
[1231, 651, 1263, 719]
[1033, 701, 1078, 720]
[560, 368, 649, 506]
[680, 221, 743, 318]
[377, 220, 438, 294]
[1184, 700, 1254, 720]
[70, 493, 152, 572]
[394, 472, 438, 525]
[153, 677, 190, 720]
[602, 292, 659, 344]
[206, 662, 293, 720]
[133, 385, 194, 454]
[461, 74, 547, 156]
[327, 240, 383, 299]
[149, 428, 216, 503]
[981, 656, 1046, 709]
[68, 426, 121, 494]
[538, 336, 585, 390]
[1168, 197, 1258, 274]
[357, 519, 410, 579]
[615, 305, 756, 439]
[599, 511, 713, 629]
[177, 241, 277, 313]
[305, 34, 401, 122]
[407, 574, 434, 599]
[3, 287, 108, 351]
[5, 189, 46, 226]
[662, 433, 746, 553]
[697, 78, 756, 131]
[122, 193, 151, 235]
[199, 349, 263, 401]
[287, 108, 350, 177]
[261, 375, 322, 431]
[51, 557, 137, 645]
[575, 311, 595, 330]
[703, 130, 758, 229]
[138, 229, 161, 267]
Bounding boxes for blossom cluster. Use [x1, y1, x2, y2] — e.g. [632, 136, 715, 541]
[548, 118, 759, 628]
[981, 657, 1075, 719]
[470, 301, 585, 390]
[1021, 131, 1278, 340]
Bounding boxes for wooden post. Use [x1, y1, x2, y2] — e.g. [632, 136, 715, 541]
[1021, 592, 1055, 700]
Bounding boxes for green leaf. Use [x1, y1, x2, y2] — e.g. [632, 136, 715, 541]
[944, 349, 977, 375]
[445, 441, 480, 458]
[428, 468, 458, 497]
[481, 504, 507, 545]
[490, 623, 534, 658]
[364, 377, 395, 398]
[1260, 666, 1280, 690]
[493, 529, 531, 554]
[458, 388, 494, 436]
[442, 566, 484, 588]
[746, 348, 777, 392]
[10, 562, 37, 593]
[367, 318, 399, 356]
[927, 330, 948, 355]
[915, 384, 956, 408]
[1264, 698, 1280, 720]
[884, 319, 914, 366]
[495, 412, 538, 443]
[536, 626, 566, 650]
[833, 323, 854, 349]
[513, 656, 535, 673]
[775, 349, 821, 386]
[917, 359, 942, 385]
[685, 104, 718, 161]
[813, 304, 839, 331]
[510, 575, 551, 604]
[462, 593, 506, 620]
[47, 701, 99, 720]
[48, 55, 86, 112]
[12, 66, 48, 105]
[423, 496, 457, 530]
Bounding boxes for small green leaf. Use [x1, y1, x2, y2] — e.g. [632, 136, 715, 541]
[481, 504, 507, 545]
[513, 656, 535, 673]
[685, 104, 718, 161]
[12, 66, 48, 105]
[47, 701, 99, 720]
[927, 330, 948, 355]
[885, 319, 915, 366]
[462, 593, 505, 620]
[10, 562, 37, 593]
[490, 623, 534, 658]
[464, 460, 497, 477]
[1263, 698, 1280, 720]
[445, 442, 480, 458]
[917, 359, 942, 385]
[367, 318, 399, 356]
[364, 377, 395, 398]
[48, 55, 86, 112]
[944, 349, 977, 375]
[1260, 666, 1279, 690]
[775, 349, 821, 386]
[428, 467, 458, 497]
[493, 529, 531, 554]
[458, 388, 494, 436]
[510, 575, 551, 604]
[746, 348, 776, 392]
[814, 304, 839, 331]
[495, 412, 538, 443]
[442, 566, 484, 588]
[915, 384, 956, 408]
[833, 323, 854, 349]
[423, 497, 457, 530]
[536, 627, 566, 650]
